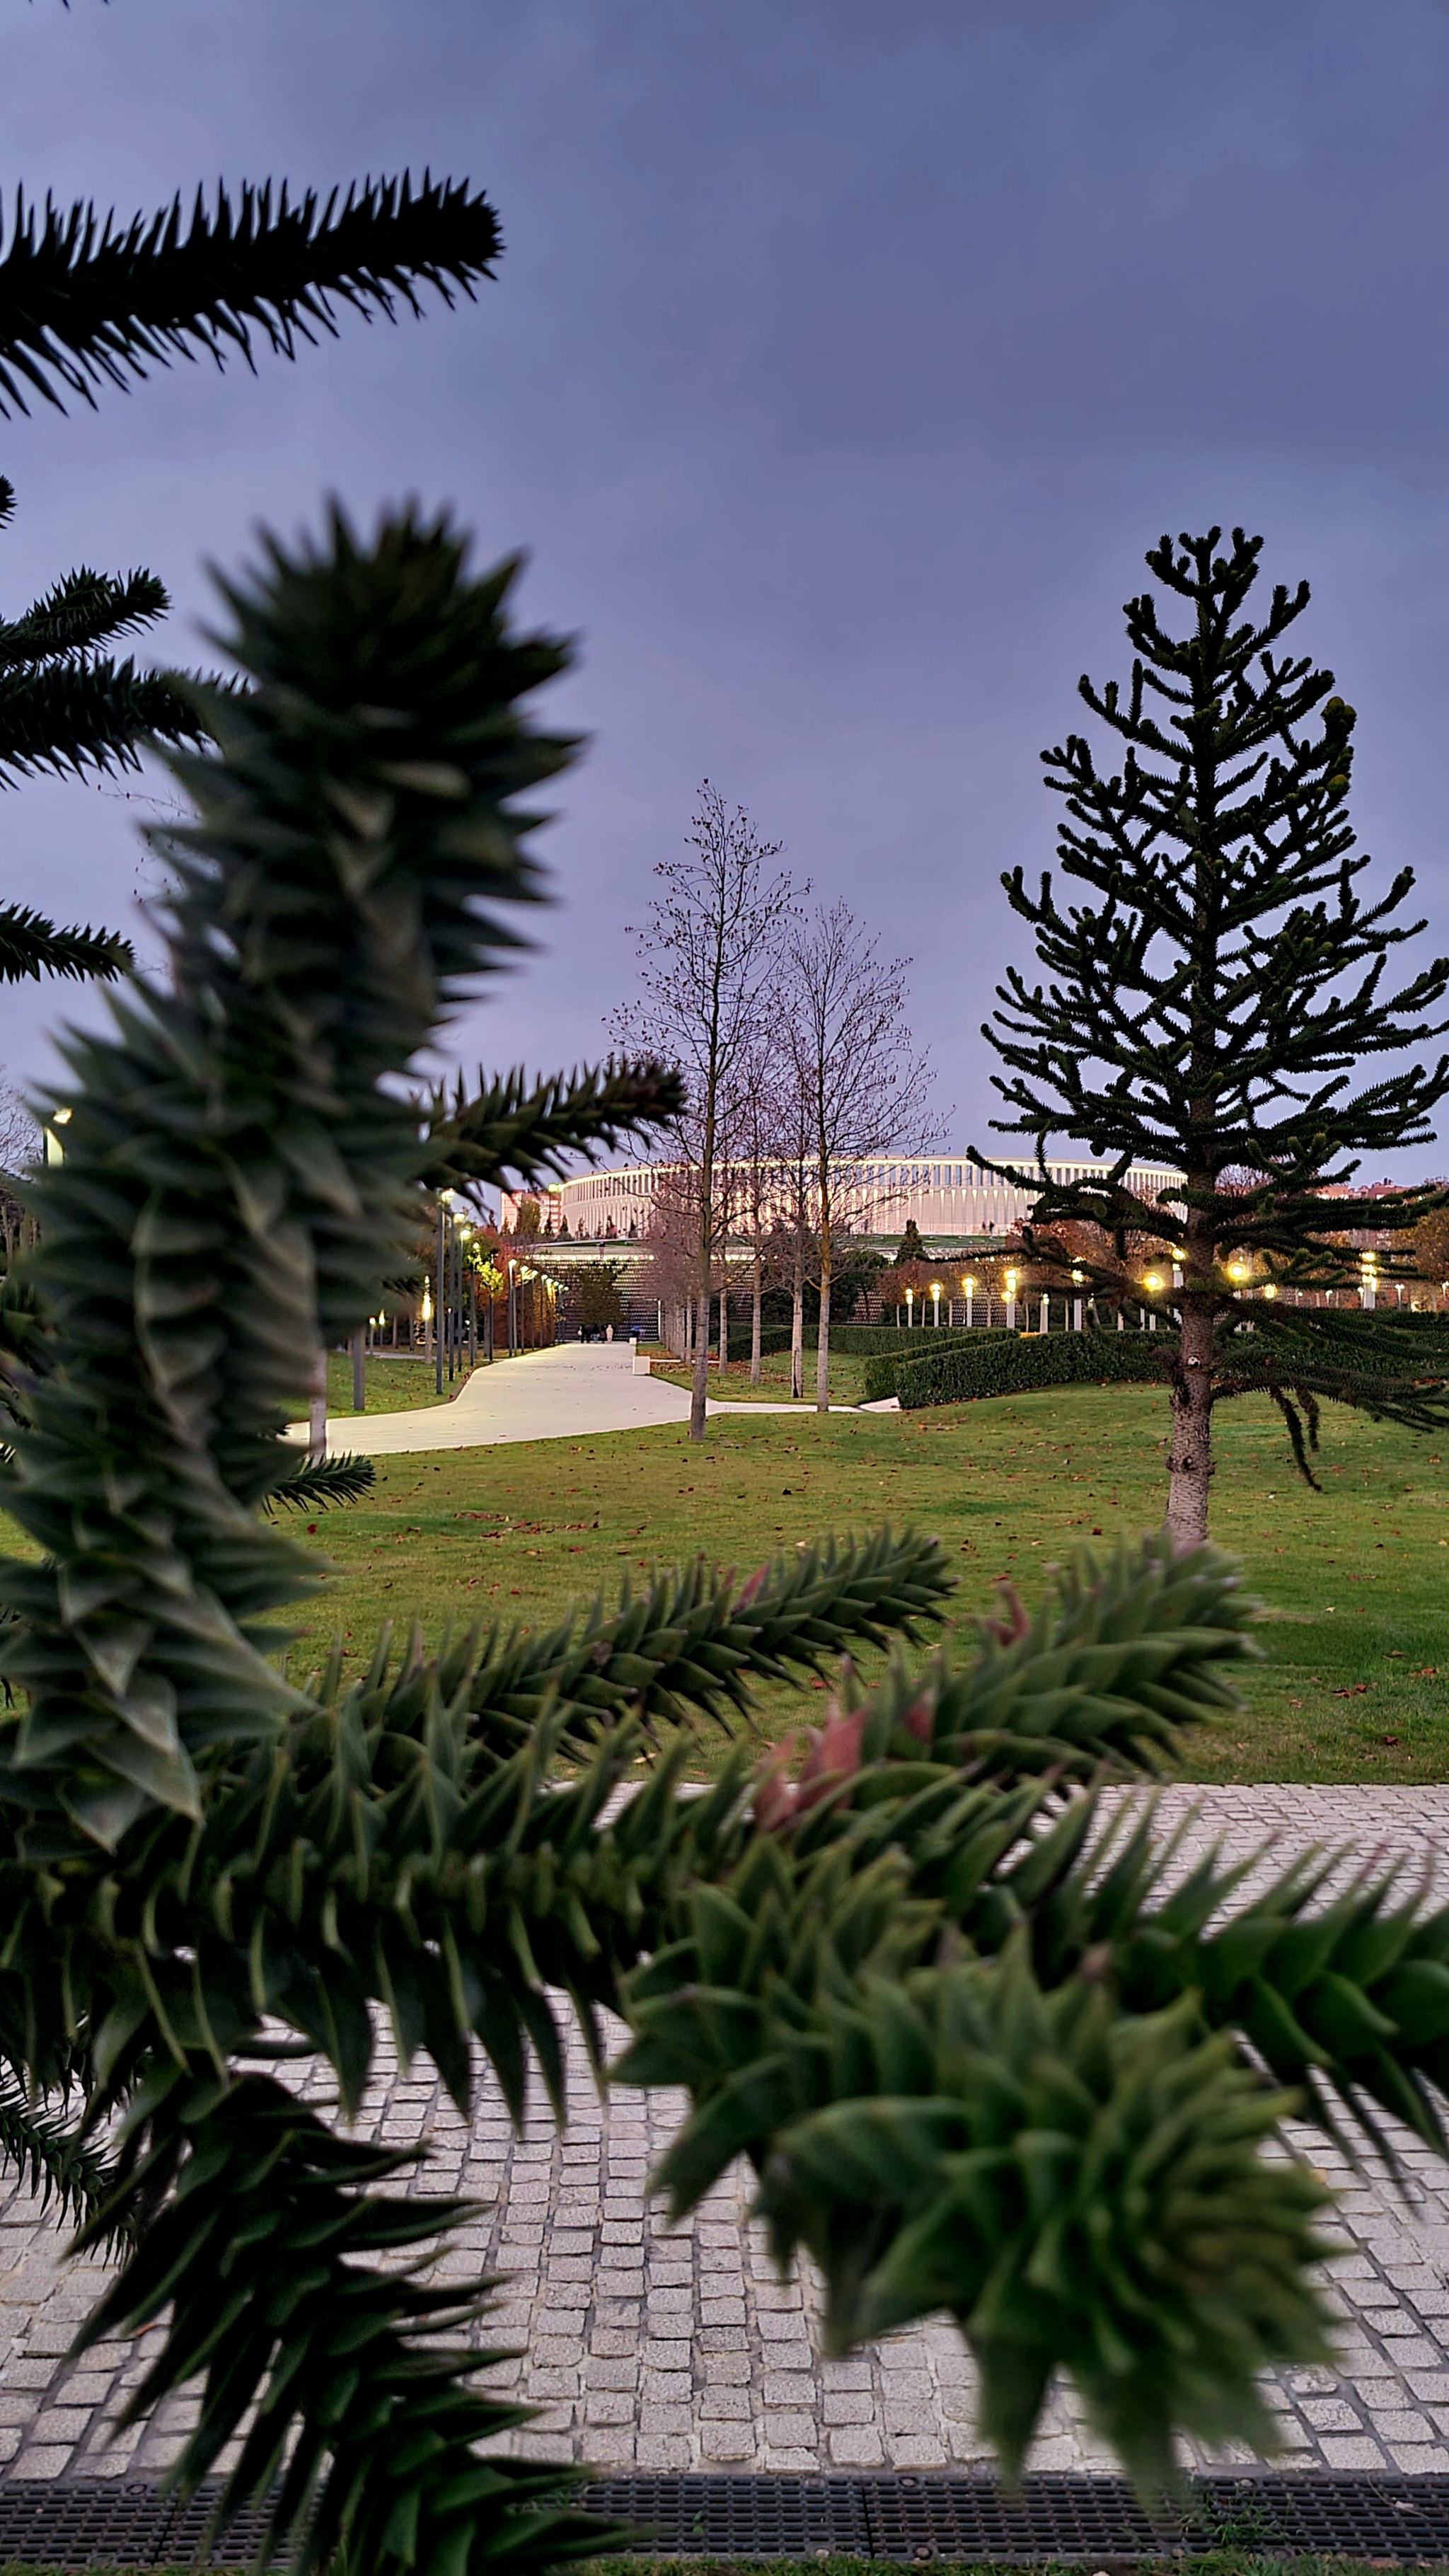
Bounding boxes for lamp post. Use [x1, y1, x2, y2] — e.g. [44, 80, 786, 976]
[963, 1273, 976, 1331]
[905, 1285, 915, 1329]
[930, 1281, 942, 1329]
[1144, 1270, 1163, 1332]
[1070, 1266, 1084, 1332]
[1361, 1251, 1378, 1312]
[507, 1257, 518, 1356]
[1005, 1268, 1017, 1332]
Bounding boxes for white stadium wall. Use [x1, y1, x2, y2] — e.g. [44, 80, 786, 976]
[498, 1155, 1181, 1243]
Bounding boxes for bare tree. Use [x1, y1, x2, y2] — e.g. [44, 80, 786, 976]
[611, 785, 797, 1440]
[784, 903, 940, 1413]
[720, 1022, 790, 1384]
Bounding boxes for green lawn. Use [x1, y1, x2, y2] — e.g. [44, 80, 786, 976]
[286, 1351, 471, 1420]
[272, 1382, 1449, 1784]
[650, 1348, 876, 1402]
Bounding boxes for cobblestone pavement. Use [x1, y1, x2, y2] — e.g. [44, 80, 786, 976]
[5, 1786, 1449, 2483]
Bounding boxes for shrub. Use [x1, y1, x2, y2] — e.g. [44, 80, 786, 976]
[897, 1327, 1174, 1408]
[861, 1332, 1002, 1401]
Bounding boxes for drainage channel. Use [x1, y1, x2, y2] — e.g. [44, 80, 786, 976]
[4, 2471, 1449, 2563]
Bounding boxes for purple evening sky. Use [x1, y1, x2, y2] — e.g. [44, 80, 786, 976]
[4, 0, 1449, 1186]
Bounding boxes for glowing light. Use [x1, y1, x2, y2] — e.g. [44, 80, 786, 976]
[1264, 1283, 1278, 1300]
[1144, 1272, 1163, 1293]
[1228, 1260, 1249, 1283]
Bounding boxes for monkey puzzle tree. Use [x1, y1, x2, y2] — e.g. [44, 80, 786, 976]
[12, 506, 1449, 2558]
[979, 526, 1449, 1544]
[0, 171, 509, 983]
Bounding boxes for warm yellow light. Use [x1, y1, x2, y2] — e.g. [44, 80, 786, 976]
[1228, 1260, 1248, 1283]
[1264, 1283, 1278, 1300]
[1005, 1269, 1017, 1292]
[963, 1275, 976, 1293]
[1144, 1273, 1163, 1293]
[1070, 1267, 1084, 1285]
[930, 1281, 942, 1295]
[52, 1106, 72, 1127]
[420, 1287, 433, 1324]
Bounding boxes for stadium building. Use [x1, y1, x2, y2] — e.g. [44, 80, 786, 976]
[500, 1153, 1181, 1247]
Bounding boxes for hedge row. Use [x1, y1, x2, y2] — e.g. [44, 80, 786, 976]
[712, 1323, 982, 1363]
[861, 1333, 1005, 1402]
[896, 1328, 1176, 1409]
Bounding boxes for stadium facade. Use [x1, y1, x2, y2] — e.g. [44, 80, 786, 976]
[500, 1153, 1182, 1247]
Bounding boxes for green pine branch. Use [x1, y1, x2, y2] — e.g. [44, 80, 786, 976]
[73, 2067, 606, 2576]
[263, 1450, 376, 1513]
[0, 537, 170, 669]
[0, 656, 207, 782]
[420, 1057, 686, 1197]
[0, 172, 502, 417]
[0, 2060, 127, 2239]
[0, 899, 132, 983]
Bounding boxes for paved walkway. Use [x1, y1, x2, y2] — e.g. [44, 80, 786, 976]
[6, 1789, 1449, 2483]
[299, 1343, 853, 1457]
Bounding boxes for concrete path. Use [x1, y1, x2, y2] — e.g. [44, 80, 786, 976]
[298, 1343, 854, 1457]
[6, 1787, 1449, 2483]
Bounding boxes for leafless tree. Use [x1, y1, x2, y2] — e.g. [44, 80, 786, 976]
[611, 784, 797, 1440]
[720, 1022, 790, 1384]
[784, 903, 941, 1411]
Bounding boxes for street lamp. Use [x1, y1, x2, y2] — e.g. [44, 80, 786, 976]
[905, 1284, 915, 1325]
[1070, 1266, 1085, 1332]
[1228, 1259, 1248, 1284]
[1005, 1267, 1018, 1332]
[930, 1281, 942, 1327]
[962, 1273, 976, 1330]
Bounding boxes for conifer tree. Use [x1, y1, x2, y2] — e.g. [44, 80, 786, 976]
[0, 171, 506, 985]
[980, 527, 1449, 1544]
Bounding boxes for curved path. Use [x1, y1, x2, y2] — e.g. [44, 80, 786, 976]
[293, 1341, 850, 1457]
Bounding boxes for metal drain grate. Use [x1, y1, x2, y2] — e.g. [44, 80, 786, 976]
[564, 2471, 1449, 2561]
[577, 2473, 870, 2558]
[4, 2470, 1449, 2563]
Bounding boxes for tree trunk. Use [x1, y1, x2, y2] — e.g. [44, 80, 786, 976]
[350, 1324, 365, 1412]
[815, 1269, 831, 1411]
[690, 1290, 708, 1440]
[307, 1347, 328, 1462]
[790, 1244, 804, 1401]
[750, 1247, 763, 1385]
[719, 1284, 729, 1373]
[1166, 1296, 1214, 1549]
[814, 1153, 832, 1414]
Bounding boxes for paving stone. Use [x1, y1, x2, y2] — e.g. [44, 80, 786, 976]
[3, 1787, 1449, 2478]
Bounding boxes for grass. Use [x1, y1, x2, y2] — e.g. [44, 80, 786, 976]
[265, 1382, 1449, 1784]
[650, 1348, 877, 1404]
[286, 1351, 469, 1420]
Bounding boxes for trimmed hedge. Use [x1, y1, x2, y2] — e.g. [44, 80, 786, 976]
[861, 1332, 1005, 1402]
[724, 1323, 976, 1363]
[896, 1328, 1175, 1409]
